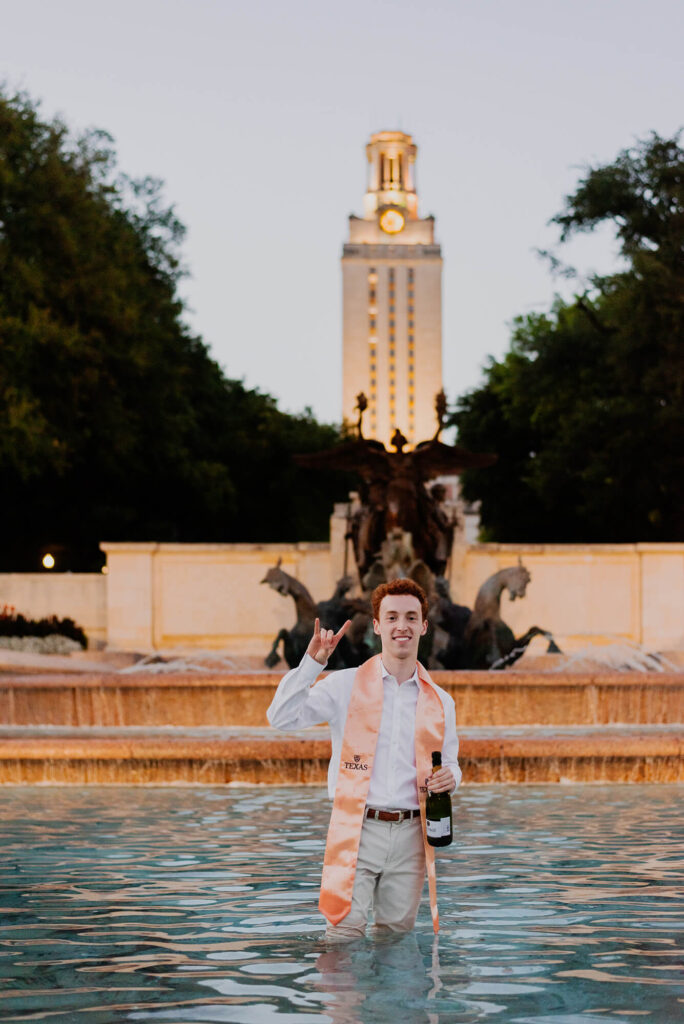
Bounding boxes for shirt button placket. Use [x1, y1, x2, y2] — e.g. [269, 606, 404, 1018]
[388, 679, 400, 803]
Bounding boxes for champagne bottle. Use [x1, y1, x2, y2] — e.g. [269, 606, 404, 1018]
[425, 750, 452, 847]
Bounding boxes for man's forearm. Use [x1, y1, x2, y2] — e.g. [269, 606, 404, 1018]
[266, 654, 326, 729]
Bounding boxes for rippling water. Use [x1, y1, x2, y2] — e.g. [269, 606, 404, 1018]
[0, 785, 682, 1023]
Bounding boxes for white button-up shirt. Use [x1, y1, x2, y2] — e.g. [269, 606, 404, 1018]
[267, 654, 462, 808]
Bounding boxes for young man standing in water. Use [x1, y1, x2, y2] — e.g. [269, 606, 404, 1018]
[267, 579, 461, 941]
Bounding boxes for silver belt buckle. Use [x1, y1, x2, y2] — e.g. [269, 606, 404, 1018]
[396, 810, 406, 822]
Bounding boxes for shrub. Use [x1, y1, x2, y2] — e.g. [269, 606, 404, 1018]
[0, 605, 87, 647]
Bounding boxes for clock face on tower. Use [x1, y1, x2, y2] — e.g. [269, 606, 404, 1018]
[379, 208, 405, 234]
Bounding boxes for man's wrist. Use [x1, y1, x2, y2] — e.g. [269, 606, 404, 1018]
[304, 652, 327, 671]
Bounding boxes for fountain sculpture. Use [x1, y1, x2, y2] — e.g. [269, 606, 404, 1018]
[296, 390, 494, 578]
[264, 393, 561, 670]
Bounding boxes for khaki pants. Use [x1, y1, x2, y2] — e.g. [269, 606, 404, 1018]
[325, 815, 426, 942]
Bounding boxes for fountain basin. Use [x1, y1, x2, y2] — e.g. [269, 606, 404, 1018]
[2, 784, 682, 1022]
[1, 670, 682, 727]
[0, 724, 681, 784]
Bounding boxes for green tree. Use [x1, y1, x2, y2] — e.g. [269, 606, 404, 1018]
[0, 89, 347, 570]
[452, 132, 684, 542]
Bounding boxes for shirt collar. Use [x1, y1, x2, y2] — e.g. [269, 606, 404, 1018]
[381, 660, 419, 686]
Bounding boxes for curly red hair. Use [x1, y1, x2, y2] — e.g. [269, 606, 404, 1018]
[371, 579, 428, 621]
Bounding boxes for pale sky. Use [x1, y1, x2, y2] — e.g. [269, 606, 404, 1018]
[2, 0, 682, 424]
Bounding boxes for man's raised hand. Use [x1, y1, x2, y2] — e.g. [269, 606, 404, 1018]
[306, 617, 352, 665]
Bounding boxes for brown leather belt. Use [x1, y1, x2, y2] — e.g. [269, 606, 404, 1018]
[365, 807, 421, 822]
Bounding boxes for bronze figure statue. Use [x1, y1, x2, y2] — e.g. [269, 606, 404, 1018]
[295, 393, 496, 578]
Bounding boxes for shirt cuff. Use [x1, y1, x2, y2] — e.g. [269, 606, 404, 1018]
[300, 652, 326, 683]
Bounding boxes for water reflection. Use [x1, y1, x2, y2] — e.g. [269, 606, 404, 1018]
[315, 934, 437, 1024]
[0, 786, 681, 1023]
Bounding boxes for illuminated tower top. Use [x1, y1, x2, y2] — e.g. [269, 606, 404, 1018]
[363, 131, 419, 221]
[347, 131, 435, 246]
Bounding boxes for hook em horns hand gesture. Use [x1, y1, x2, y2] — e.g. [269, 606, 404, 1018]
[306, 617, 352, 665]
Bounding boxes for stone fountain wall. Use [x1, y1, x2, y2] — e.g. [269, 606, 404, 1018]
[0, 670, 681, 784]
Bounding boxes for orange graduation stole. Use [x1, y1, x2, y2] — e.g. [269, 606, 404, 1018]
[318, 654, 445, 933]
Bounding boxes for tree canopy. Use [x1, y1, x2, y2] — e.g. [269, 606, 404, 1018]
[0, 89, 348, 570]
[452, 132, 684, 542]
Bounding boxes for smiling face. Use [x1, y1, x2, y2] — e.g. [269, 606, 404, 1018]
[373, 593, 427, 662]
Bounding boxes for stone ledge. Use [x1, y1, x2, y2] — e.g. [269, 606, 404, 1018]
[1, 672, 682, 728]
[0, 725, 680, 760]
[3, 670, 683, 687]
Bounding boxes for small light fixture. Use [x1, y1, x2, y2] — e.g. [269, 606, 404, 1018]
[101, 565, 109, 575]
[42, 553, 55, 570]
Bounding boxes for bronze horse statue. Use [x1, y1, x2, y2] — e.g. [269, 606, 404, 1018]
[460, 562, 560, 670]
[262, 561, 373, 669]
